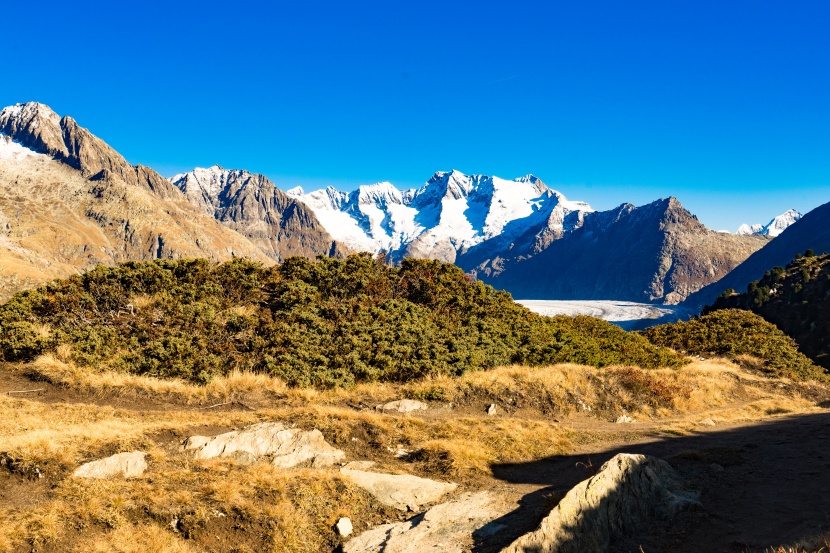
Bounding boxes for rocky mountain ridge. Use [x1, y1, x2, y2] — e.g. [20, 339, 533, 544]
[0, 102, 339, 300]
[170, 165, 345, 261]
[685, 200, 830, 309]
[286, 170, 593, 263]
[485, 197, 769, 304]
[290, 176, 768, 304]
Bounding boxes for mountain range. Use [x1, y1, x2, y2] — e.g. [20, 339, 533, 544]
[0, 101, 811, 306]
[737, 209, 802, 237]
[685, 200, 830, 309]
[0, 102, 339, 300]
[287, 175, 771, 304]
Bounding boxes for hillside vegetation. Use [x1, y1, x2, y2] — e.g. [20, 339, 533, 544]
[706, 251, 830, 369]
[0, 255, 684, 387]
[641, 308, 827, 382]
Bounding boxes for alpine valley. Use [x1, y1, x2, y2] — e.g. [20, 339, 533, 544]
[0, 102, 805, 305]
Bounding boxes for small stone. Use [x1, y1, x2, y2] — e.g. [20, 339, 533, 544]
[699, 418, 716, 427]
[486, 404, 497, 416]
[340, 466, 457, 512]
[73, 451, 147, 479]
[377, 400, 429, 413]
[615, 414, 635, 424]
[337, 517, 353, 537]
[709, 463, 724, 472]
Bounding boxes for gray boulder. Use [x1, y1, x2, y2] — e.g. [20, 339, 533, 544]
[72, 451, 147, 479]
[340, 465, 457, 511]
[501, 453, 699, 553]
[377, 399, 429, 413]
[184, 422, 345, 468]
[344, 491, 506, 553]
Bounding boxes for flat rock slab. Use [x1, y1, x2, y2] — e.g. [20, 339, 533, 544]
[377, 399, 429, 413]
[184, 422, 345, 468]
[73, 451, 147, 479]
[341, 466, 457, 511]
[501, 453, 699, 553]
[344, 491, 508, 553]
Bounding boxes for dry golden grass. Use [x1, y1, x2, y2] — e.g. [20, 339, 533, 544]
[2, 356, 828, 552]
[70, 523, 203, 553]
[763, 532, 830, 553]
[28, 354, 288, 404]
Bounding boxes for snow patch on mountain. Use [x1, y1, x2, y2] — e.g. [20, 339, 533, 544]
[737, 209, 802, 237]
[0, 134, 48, 161]
[286, 170, 594, 256]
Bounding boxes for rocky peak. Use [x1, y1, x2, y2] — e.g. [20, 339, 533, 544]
[0, 101, 179, 199]
[169, 165, 345, 261]
[0, 102, 67, 159]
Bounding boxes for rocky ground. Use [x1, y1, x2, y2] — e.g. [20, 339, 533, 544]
[1, 360, 829, 552]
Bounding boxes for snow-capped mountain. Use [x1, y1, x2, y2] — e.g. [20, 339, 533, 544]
[286, 169, 593, 262]
[737, 209, 802, 237]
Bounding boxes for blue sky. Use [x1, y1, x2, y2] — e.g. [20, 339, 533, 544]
[4, 0, 828, 231]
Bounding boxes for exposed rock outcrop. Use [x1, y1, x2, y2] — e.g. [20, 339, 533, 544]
[184, 422, 345, 468]
[340, 464, 457, 511]
[377, 399, 429, 413]
[72, 451, 147, 479]
[501, 453, 699, 553]
[344, 491, 508, 553]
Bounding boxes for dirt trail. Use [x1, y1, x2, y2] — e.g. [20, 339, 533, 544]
[484, 412, 830, 552]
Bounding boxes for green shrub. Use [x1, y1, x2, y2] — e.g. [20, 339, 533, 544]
[641, 309, 826, 382]
[0, 255, 685, 387]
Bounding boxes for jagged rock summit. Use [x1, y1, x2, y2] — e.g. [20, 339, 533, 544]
[483, 196, 769, 304]
[0, 102, 178, 198]
[287, 169, 593, 263]
[169, 165, 345, 261]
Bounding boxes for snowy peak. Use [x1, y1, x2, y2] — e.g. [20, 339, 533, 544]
[0, 102, 69, 160]
[169, 165, 269, 216]
[352, 181, 403, 206]
[287, 170, 594, 259]
[737, 209, 802, 237]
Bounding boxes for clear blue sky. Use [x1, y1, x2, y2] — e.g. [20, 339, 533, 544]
[3, 0, 828, 231]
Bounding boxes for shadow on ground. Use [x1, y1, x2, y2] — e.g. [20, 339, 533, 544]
[474, 411, 830, 553]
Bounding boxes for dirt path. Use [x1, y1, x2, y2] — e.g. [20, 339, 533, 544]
[480, 412, 830, 552]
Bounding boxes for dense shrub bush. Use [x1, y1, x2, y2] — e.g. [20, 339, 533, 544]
[0, 255, 685, 387]
[641, 309, 827, 382]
